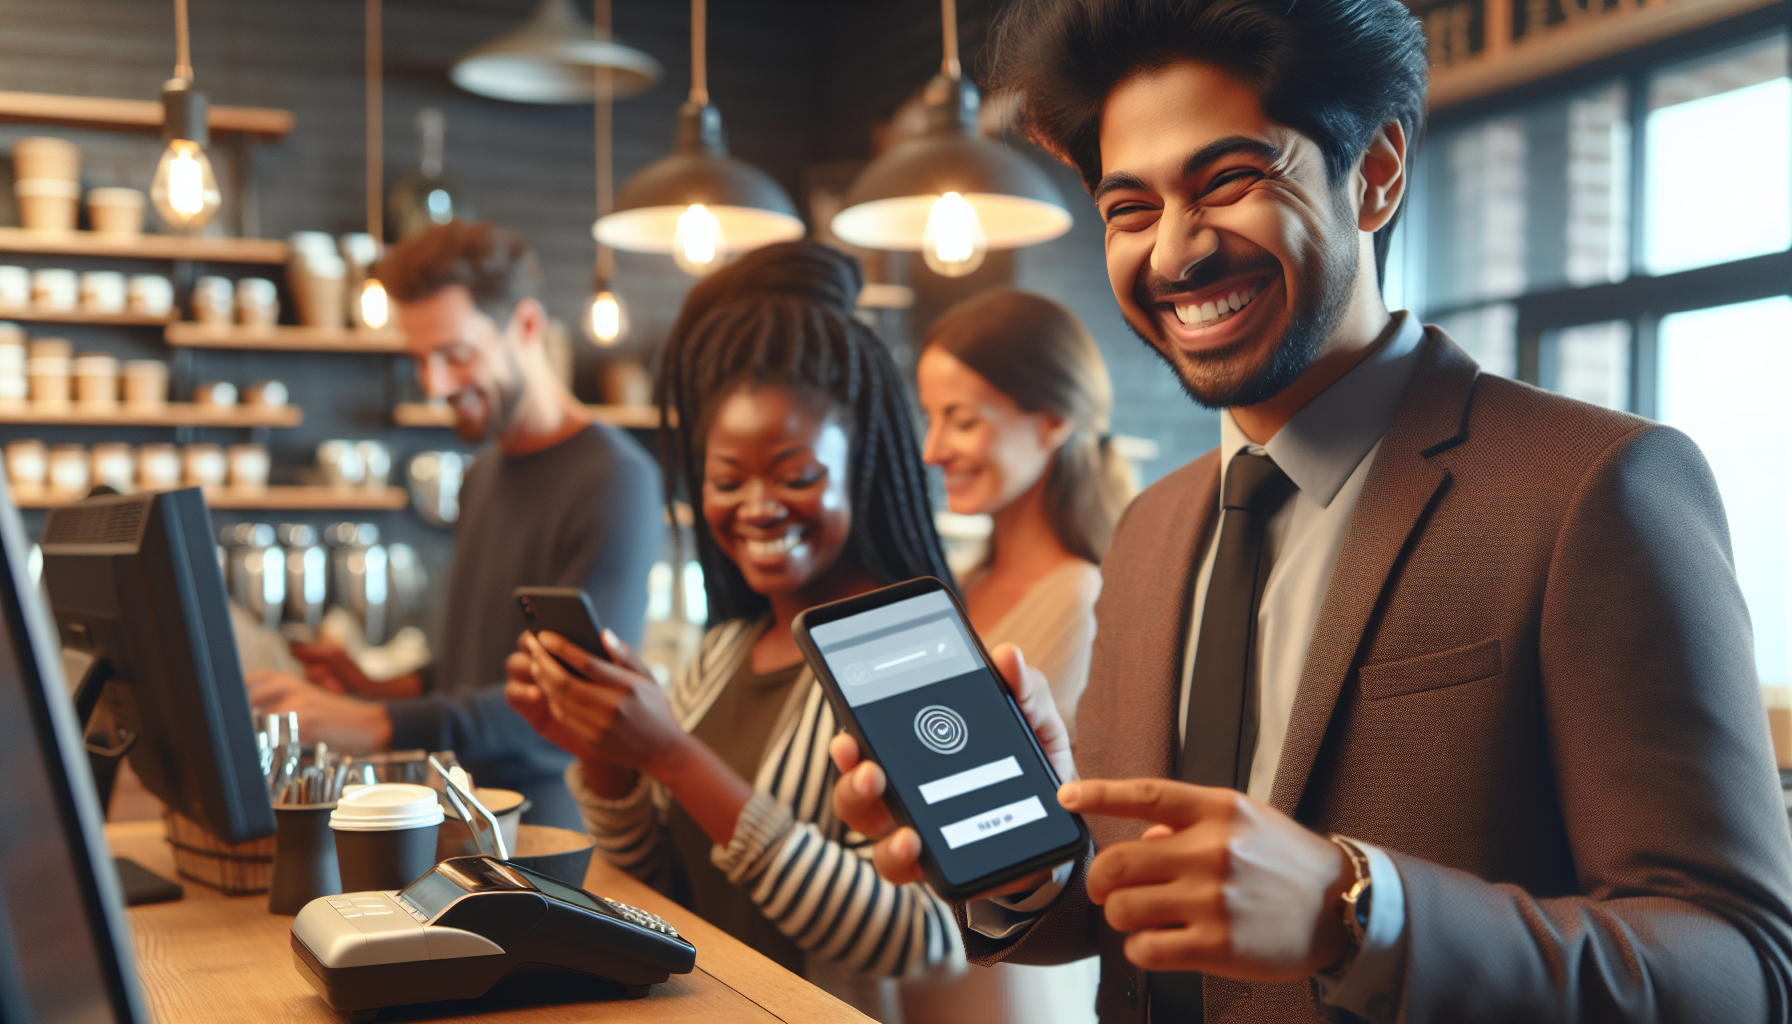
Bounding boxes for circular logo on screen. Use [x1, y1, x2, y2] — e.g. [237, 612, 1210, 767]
[914, 705, 968, 755]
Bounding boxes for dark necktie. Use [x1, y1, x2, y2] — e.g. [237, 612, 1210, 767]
[1179, 449, 1293, 789]
[1149, 450, 1292, 1024]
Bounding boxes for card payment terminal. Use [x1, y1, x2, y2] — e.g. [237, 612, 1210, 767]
[291, 856, 695, 1019]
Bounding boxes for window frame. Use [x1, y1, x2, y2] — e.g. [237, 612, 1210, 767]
[1413, 3, 1792, 419]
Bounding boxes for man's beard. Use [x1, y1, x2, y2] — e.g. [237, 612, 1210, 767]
[1129, 203, 1359, 411]
[455, 347, 527, 444]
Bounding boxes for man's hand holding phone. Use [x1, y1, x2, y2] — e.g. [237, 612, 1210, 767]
[828, 642, 1075, 898]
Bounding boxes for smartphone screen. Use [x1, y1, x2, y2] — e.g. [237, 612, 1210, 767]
[806, 586, 1083, 891]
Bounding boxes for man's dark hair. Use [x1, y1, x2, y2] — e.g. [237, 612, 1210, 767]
[986, 0, 1428, 283]
[656, 242, 953, 624]
[374, 219, 542, 325]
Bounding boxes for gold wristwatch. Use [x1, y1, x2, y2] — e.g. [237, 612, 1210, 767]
[1326, 835, 1373, 977]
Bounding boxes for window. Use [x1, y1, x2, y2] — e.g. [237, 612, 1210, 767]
[1656, 297, 1792, 687]
[1643, 35, 1792, 275]
[1415, 26, 1792, 685]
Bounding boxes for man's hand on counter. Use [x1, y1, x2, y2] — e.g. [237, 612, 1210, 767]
[289, 640, 422, 700]
[246, 669, 394, 753]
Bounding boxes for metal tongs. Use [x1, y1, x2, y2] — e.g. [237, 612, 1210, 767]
[429, 754, 508, 860]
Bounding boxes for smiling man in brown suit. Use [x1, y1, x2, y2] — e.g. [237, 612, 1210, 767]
[830, 1, 1792, 1021]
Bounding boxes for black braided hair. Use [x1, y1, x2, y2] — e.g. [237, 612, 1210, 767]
[655, 242, 952, 624]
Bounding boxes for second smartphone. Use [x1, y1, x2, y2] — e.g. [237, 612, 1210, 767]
[514, 587, 611, 666]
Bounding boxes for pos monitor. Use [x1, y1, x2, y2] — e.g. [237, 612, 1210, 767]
[39, 488, 275, 847]
[0, 475, 146, 1022]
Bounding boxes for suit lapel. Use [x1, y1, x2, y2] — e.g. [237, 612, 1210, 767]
[1086, 451, 1219, 791]
[1268, 331, 1480, 815]
[1138, 458, 1221, 782]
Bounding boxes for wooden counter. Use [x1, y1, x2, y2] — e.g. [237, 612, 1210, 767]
[105, 821, 869, 1023]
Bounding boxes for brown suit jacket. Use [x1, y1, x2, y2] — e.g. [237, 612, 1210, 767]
[961, 330, 1792, 1023]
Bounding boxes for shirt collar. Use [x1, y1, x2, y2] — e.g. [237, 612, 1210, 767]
[1218, 310, 1426, 508]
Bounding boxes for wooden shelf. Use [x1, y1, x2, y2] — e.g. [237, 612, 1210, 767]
[0, 228, 287, 264]
[164, 323, 406, 352]
[393, 401, 660, 430]
[0, 307, 171, 327]
[0, 403, 301, 427]
[0, 91, 294, 141]
[14, 485, 408, 512]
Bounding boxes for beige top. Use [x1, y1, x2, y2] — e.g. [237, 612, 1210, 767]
[969, 560, 1102, 742]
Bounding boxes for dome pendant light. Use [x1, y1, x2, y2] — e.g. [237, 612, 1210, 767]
[594, 0, 803, 277]
[452, 0, 661, 105]
[583, 0, 628, 346]
[830, 0, 1070, 277]
[150, 0, 222, 233]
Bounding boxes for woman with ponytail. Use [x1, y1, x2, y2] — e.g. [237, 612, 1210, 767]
[507, 243, 958, 1020]
[904, 289, 1132, 1024]
[918, 288, 1135, 740]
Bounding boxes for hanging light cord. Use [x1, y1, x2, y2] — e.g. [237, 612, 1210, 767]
[173, 0, 193, 79]
[366, 0, 383, 241]
[596, 0, 614, 279]
[689, 0, 708, 107]
[941, 0, 959, 79]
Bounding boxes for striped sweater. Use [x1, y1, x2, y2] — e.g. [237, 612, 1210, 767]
[565, 617, 960, 978]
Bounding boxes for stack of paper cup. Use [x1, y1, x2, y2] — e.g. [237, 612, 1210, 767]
[80, 271, 126, 315]
[228, 443, 270, 493]
[5, 440, 46, 498]
[31, 269, 77, 312]
[27, 338, 71, 409]
[183, 443, 226, 488]
[122, 360, 168, 411]
[127, 275, 174, 319]
[47, 444, 88, 498]
[72, 353, 118, 410]
[87, 188, 145, 237]
[91, 443, 134, 493]
[289, 232, 348, 329]
[237, 277, 279, 328]
[12, 137, 80, 232]
[0, 268, 28, 311]
[0, 324, 24, 409]
[137, 443, 180, 491]
[192, 276, 234, 326]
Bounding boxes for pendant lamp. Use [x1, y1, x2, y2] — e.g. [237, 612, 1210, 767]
[452, 0, 661, 105]
[830, 0, 1070, 277]
[359, 0, 390, 331]
[584, 0, 627, 345]
[150, 0, 221, 233]
[594, 0, 803, 277]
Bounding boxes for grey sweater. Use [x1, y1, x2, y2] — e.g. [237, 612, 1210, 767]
[386, 423, 662, 827]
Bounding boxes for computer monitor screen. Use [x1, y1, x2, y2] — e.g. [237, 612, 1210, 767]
[39, 488, 275, 846]
[0, 476, 145, 1023]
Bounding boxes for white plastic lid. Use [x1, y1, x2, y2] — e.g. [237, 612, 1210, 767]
[329, 782, 444, 832]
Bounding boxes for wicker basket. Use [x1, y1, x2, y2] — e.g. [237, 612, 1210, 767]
[162, 810, 277, 895]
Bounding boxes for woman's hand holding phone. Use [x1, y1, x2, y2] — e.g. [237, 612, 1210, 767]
[828, 642, 1076, 899]
[517, 628, 688, 795]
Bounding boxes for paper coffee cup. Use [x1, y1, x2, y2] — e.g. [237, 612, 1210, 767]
[329, 783, 443, 892]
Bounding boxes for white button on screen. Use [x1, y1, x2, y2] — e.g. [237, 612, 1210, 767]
[918, 756, 1022, 805]
[939, 795, 1048, 850]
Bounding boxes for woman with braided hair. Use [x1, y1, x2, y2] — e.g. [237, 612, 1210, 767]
[506, 242, 959, 1018]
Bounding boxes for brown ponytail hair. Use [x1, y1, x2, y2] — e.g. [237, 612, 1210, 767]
[923, 288, 1137, 563]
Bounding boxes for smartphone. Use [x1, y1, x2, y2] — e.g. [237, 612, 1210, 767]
[793, 577, 1088, 900]
[513, 587, 612, 667]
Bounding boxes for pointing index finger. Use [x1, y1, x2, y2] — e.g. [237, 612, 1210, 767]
[1058, 778, 1228, 829]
